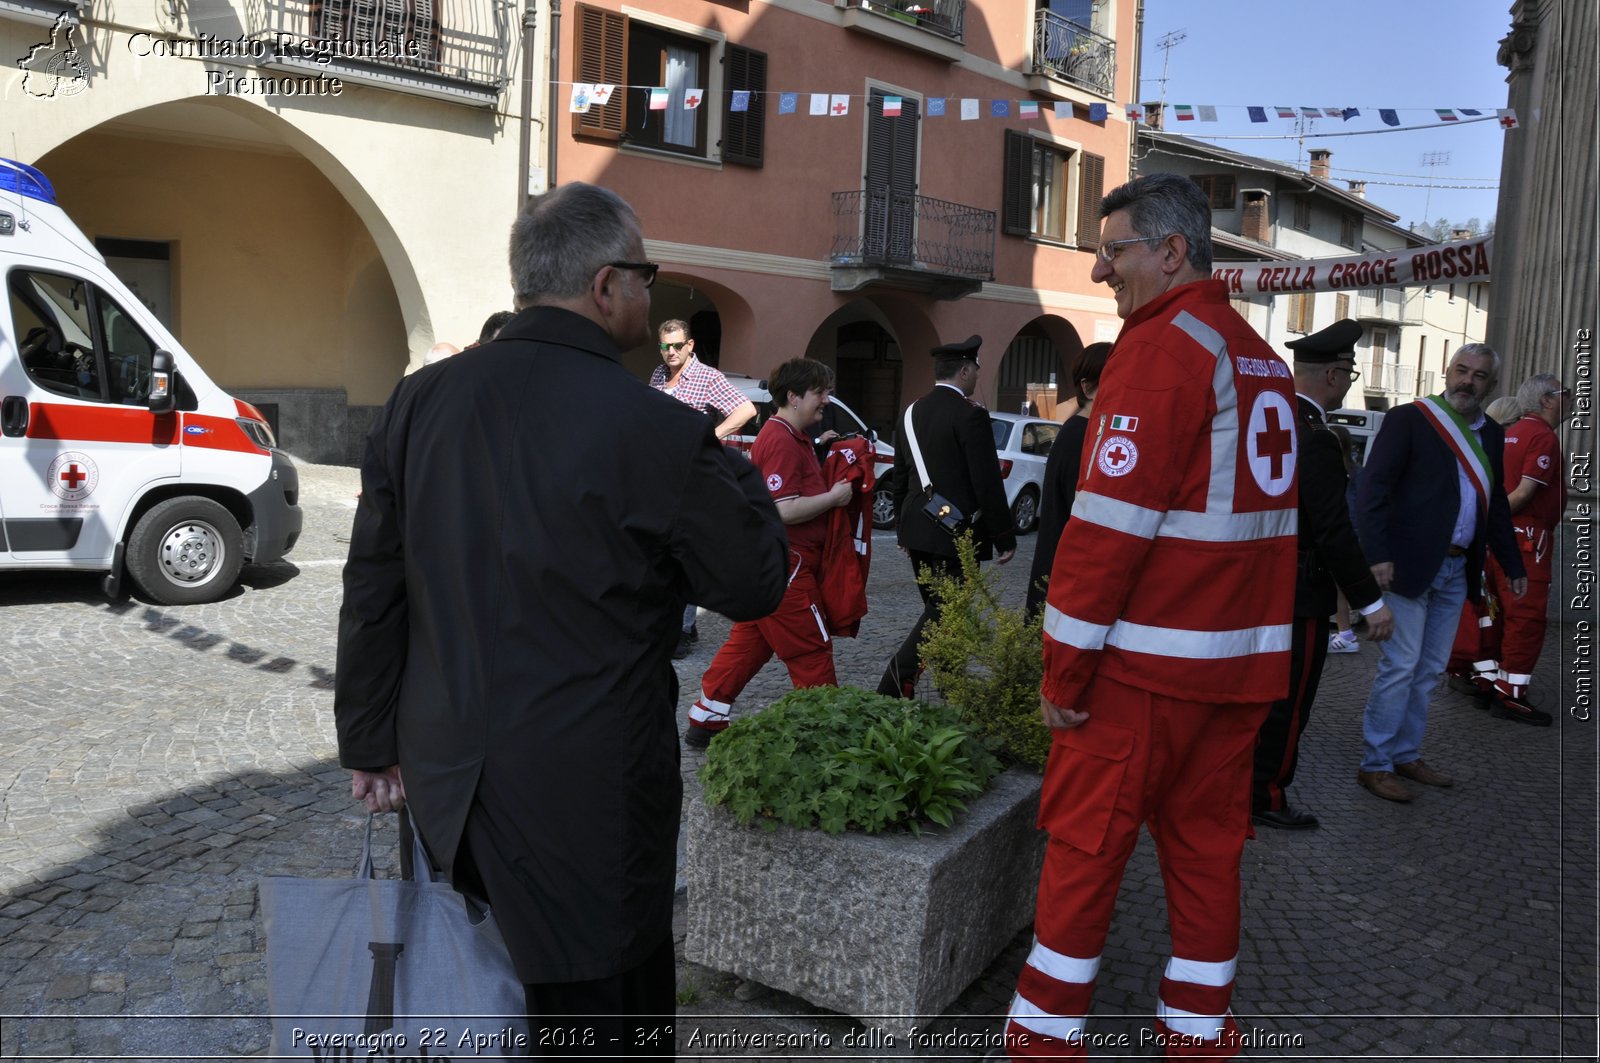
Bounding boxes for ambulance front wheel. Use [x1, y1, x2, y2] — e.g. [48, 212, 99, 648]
[126, 497, 245, 605]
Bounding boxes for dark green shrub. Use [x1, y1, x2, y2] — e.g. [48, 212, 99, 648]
[918, 533, 1052, 772]
[699, 685, 1001, 835]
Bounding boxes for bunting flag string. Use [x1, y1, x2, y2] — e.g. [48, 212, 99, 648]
[561, 80, 1516, 135]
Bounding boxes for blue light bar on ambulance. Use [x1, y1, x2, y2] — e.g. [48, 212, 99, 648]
[0, 159, 57, 204]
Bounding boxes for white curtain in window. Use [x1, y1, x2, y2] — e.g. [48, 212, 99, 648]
[663, 45, 698, 148]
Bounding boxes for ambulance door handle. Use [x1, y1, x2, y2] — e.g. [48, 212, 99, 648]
[1, 395, 28, 437]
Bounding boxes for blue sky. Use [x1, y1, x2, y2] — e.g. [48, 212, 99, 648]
[1138, 0, 1511, 234]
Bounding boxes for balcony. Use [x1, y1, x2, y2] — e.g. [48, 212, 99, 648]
[245, 0, 511, 106]
[837, 0, 966, 61]
[1354, 287, 1405, 324]
[1364, 361, 1416, 395]
[830, 189, 995, 300]
[1029, 9, 1116, 99]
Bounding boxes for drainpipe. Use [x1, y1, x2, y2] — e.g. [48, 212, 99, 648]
[547, 0, 561, 192]
[518, 0, 537, 209]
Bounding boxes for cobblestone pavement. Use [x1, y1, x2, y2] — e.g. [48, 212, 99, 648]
[0, 459, 1594, 1061]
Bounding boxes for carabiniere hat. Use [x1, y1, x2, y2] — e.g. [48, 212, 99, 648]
[1284, 319, 1362, 364]
[932, 334, 983, 365]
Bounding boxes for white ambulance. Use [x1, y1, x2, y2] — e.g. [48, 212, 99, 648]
[0, 158, 301, 604]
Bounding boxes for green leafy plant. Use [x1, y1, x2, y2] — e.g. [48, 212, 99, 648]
[917, 532, 1051, 771]
[699, 685, 1001, 835]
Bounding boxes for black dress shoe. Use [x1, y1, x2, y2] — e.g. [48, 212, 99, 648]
[1252, 805, 1319, 830]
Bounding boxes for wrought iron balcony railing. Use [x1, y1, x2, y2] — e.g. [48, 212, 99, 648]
[244, 0, 510, 93]
[831, 189, 995, 280]
[1032, 9, 1115, 98]
[841, 0, 966, 43]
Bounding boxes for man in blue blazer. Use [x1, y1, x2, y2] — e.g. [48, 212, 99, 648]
[1355, 343, 1527, 802]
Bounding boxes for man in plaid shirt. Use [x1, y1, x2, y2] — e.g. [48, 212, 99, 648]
[650, 319, 758, 657]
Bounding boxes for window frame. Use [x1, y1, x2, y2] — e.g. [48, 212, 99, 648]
[1290, 194, 1312, 232]
[573, 4, 731, 164]
[1002, 128, 1098, 247]
[1191, 173, 1237, 211]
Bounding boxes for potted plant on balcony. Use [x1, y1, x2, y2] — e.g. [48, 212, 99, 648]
[684, 534, 1049, 1023]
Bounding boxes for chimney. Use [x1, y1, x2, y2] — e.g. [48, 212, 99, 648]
[1309, 149, 1332, 180]
[1347, 179, 1367, 198]
[1241, 190, 1270, 243]
[1143, 101, 1164, 131]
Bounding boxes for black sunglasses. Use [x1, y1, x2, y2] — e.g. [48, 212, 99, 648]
[607, 261, 659, 288]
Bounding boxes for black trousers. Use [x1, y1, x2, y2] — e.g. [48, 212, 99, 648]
[522, 933, 676, 1058]
[1251, 615, 1329, 811]
[877, 550, 961, 698]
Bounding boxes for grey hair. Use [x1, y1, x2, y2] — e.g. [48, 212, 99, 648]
[509, 183, 640, 306]
[1450, 342, 1502, 378]
[1100, 173, 1214, 271]
[1516, 372, 1562, 414]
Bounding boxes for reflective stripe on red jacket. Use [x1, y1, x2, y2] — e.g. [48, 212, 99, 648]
[1042, 281, 1299, 708]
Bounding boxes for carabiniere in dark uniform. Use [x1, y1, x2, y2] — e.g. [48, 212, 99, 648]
[1251, 319, 1390, 829]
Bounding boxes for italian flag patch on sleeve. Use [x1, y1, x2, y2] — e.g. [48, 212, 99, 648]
[1110, 415, 1139, 431]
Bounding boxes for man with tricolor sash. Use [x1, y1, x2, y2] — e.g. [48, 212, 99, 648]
[1005, 173, 1298, 1061]
[1354, 343, 1527, 803]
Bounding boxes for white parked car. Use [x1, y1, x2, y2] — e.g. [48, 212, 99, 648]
[723, 374, 899, 529]
[988, 412, 1061, 534]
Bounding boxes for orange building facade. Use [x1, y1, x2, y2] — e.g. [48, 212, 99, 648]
[553, 0, 1139, 433]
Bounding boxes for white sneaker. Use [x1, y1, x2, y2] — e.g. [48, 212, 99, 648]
[1328, 633, 1361, 654]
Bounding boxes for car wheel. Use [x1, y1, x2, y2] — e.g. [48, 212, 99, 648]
[872, 479, 897, 530]
[1011, 486, 1040, 535]
[125, 497, 245, 605]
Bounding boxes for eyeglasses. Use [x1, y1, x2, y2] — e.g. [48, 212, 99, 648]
[1546, 387, 1571, 397]
[607, 261, 659, 288]
[1333, 366, 1362, 382]
[1096, 235, 1167, 263]
[659, 341, 691, 352]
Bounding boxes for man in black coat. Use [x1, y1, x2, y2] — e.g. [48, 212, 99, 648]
[1251, 320, 1394, 829]
[877, 335, 1016, 697]
[334, 183, 788, 1047]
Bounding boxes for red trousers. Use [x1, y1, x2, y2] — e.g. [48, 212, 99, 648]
[1006, 673, 1270, 1060]
[688, 556, 835, 732]
[1491, 562, 1550, 695]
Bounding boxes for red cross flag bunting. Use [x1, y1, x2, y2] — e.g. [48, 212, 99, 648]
[683, 88, 703, 110]
[830, 94, 850, 116]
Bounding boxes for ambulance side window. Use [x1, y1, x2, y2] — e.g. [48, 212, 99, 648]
[9, 270, 102, 400]
[96, 293, 157, 405]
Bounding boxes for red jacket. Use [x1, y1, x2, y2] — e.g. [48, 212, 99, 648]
[1042, 280, 1299, 707]
[820, 437, 876, 637]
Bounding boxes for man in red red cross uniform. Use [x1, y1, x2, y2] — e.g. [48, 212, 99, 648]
[684, 358, 853, 747]
[1486, 372, 1571, 725]
[1005, 174, 1298, 1060]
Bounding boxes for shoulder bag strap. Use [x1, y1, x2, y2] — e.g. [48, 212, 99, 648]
[902, 402, 935, 494]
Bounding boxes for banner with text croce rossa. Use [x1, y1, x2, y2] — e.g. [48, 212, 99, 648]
[1212, 235, 1492, 295]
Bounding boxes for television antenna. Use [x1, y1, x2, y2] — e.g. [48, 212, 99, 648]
[1155, 29, 1187, 112]
[1419, 151, 1452, 229]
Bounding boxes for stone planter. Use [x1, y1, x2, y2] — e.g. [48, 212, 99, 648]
[684, 768, 1045, 1023]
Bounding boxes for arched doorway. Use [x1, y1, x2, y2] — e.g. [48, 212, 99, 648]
[35, 99, 415, 463]
[994, 316, 1085, 418]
